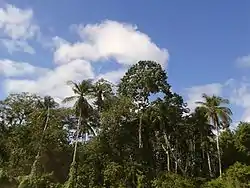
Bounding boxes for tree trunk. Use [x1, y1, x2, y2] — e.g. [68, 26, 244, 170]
[43, 106, 50, 132]
[207, 152, 212, 177]
[214, 117, 222, 177]
[216, 124, 222, 177]
[73, 110, 81, 163]
[167, 148, 170, 172]
[189, 139, 195, 176]
[30, 106, 50, 176]
[162, 131, 185, 175]
[30, 151, 41, 176]
[138, 114, 143, 148]
[85, 132, 88, 143]
[65, 111, 82, 188]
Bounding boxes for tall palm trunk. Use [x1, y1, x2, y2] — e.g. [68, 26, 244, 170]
[30, 106, 50, 176]
[138, 113, 143, 148]
[64, 111, 82, 188]
[73, 110, 81, 163]
[207, 151, 212, 177]
[175, 161, 178, 173]
[43, 106, 50, 132]
[214, 117, 222, 177]
[162, 131, 185, 175]
[167, 148, 170, 172]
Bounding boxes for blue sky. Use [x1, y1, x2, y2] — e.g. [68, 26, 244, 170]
[0, 0, 250, 126]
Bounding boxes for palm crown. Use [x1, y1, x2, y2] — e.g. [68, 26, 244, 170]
[196, 94, 232, 130]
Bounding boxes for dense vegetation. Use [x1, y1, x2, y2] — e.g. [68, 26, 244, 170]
[0, 61, 249, 187]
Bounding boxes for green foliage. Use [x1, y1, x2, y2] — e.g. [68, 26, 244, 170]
[118, 60, 170, 104]
[103, 162, 126, 187]
[0, 168, 17, 187]
[235, 122, 250, 163]
[152, 173, 195, 188]
[18, 173, 61, 188]
[203, 162, 250, 188]
[0, 61, 250, 188]
[63, 162, 77, 188]
[220, 129, 239, 169]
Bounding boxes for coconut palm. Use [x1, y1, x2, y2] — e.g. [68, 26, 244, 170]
[149, 97, 187, 175]
[63, 80, 94, 162]
[62, 80, 94, 187]
[37, 96, 58, 132]
[196, 94, 232, 177]
[30, 96, 58, 175]
[92, 78, 114, 112]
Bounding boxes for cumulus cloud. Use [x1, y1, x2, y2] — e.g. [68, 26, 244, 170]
[0, 59, 47, 77]
[1, 39, 35, 54]
[4, 59, 94, 101]
[185, 83, 223, 111]
[54, 20, 168, 67]
[229, 80, 250, 122]
[96, 69, 126, 83]
[0, 4, 39, 53]
[185, 78, 250, 124]
[2, 19, 169, 105]
[184, 78, 250, 126]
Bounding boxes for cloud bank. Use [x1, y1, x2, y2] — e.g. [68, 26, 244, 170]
[0, 5, 168, 103]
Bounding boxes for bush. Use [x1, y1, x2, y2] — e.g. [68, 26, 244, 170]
[0, 168, 18, 188]
[152, 172, 195, 188]
[203, 162, 250, 188]
[103, 162, 126, 188]
[18, 173, 61, 188]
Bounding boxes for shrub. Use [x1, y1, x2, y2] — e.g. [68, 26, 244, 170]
[0, 168, 18, 188]
[203, 162, 250, 188]
[152, 172, 195, 188]
[18, 173, 61, 188]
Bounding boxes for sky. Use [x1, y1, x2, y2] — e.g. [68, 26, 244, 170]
[0, 0, 249, 126]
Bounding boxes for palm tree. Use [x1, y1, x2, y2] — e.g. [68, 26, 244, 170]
[196, 94, 232, 177]
[37, 96, 58, 133]
[93, 78, 114, 112]
[63, 80, 94, 162]
[28, 96, 58, 177]
[149, 99, 186, 175]
[62, 80, 94, 187]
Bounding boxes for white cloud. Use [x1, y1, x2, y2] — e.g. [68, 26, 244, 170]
[230, 82, 250, 108]
[54, 20, 168, 67]
[4, 59, 94, 101]
[0, 4, 39, 53]
[54, 42, 99, 64]
[230, 80, 250, 122]
[0, 4, 38, 39]
[1, 39, 35, 54]
[2, 20, 169, 106]
[185, 83, 223, 111]
[185, 78, 250, 124]
[236, 55, 250, 67]
[0, 59, 47, 77]
[96, 69, 126, 83]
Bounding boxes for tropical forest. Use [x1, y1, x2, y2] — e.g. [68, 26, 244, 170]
[0, 61, 250, 188]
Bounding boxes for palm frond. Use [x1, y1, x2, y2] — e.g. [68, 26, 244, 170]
[79, 80, 94, 94]
[195, 101, 206, 105]
[87, 125, 96, 136]
[66, 80, 75, 86]
[201, 93, 210, 100]
[62, 96, 78, 104]
[217, 96, 230, 104]
[67, 80, 81, 94]
[217, 109, 232, 123]
[218, 106, 233, 116]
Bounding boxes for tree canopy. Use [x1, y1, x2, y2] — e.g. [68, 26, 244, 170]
[0, 61, 249, 188]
